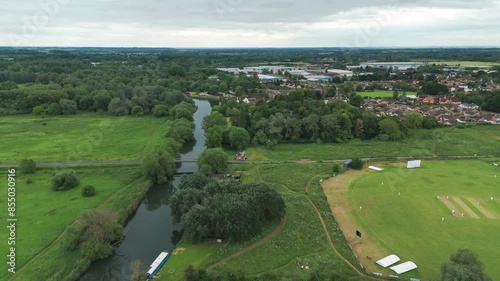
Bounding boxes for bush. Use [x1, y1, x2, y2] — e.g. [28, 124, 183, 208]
[153, 105, 169, 117]
[350, 158, 364, 170]
[26, 178, 33, 184]
[131, 105, 144, 116]
[52, 172, 79, 191]
[64, 209, 124, 261]
[19, 159, 37, 174]
[332, 163, 341, 174]
[82, 185, 96, 197]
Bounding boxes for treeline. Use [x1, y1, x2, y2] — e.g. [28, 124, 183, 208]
[202, 90, 438, 149]
[170, 173, 285, 242]
[457, 90, 500, 113]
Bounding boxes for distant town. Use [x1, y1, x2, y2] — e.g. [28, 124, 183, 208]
[208, 61, 500, 125]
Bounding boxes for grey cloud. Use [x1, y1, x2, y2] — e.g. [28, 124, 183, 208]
[1, 0, 499, 46]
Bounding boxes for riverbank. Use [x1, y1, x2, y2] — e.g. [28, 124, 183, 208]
[4, 166, 150, 281]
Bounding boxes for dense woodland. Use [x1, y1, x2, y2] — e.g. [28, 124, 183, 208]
[170, 173, 285, 242]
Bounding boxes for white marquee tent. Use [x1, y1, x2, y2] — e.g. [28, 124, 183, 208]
[390, 261, 418, 274]
[375, 254, 400, 268]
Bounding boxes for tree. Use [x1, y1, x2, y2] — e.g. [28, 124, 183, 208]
[219, 82, 228, 93]
[59, 99, 77, 115]
[197, 148, 228, 176]
[353, 119, 365, 139]
[229, 126, 250, 150]
[379, 118, 403, 140]
[350, 158, 364, 170]
[19, 159, 36, 174]
[131, 105, 144, 116]
[209, 85, 220, 96]
[166, 119, 195, 144]
[252, 130, 269, 146]
[108, 97, 129, 115]
[130, 260, 147, 281]
[302, 114, 320, 141]
[47, 102, 62, 115]
[93, 91, 113, 112]
[153, 104, 169, 117]
[438, 248, 491, 281]
[349, 94, 364, 107]
[332, 163, 341, 174]
[483, 90, 500, 113]
[142, 148, 176, 184]
[202, 111, 227, 131]
[82, 185, 96, 197]
[52, 172, 79, 191]
[235, 86, 244, 96]
[392, 90, 400, 100]
[340, 81, 354, 95]
[422, 81, 449, 96]
[423, 115, 438, 129]
[63, 208, 123, 261]
[362, 113, 380, 140]
[205, 126, 224, 148]
[405, 112, 423, 129]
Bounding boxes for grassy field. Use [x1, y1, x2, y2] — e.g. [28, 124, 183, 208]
[158, 163, 367, 281]
[323, 160, 500, 280]
[0, 166, 147, 281]
[244, 126, 500, 162]
[418, 60, 500, 66]
[0, 114, 171, 162]
[358, 91, 417, 98]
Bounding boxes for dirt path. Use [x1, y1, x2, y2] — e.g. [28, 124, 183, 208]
[452, 197, 480, 219]
[305, 197, 370, 277]
[440, 197, 460, 215]
[467, 198, 497, 219]
[305, 169, 331, 193]
[257, 163, 263, 183]
[207, 217, 287, 271]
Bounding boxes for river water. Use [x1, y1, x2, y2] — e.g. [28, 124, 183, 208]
[80, 99, 213, 281]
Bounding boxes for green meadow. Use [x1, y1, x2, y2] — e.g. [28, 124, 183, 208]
[347, 160, 500, 280]
[0, 114, 170, 163]
[159, 163, 367, 280]
[424, 61, 500, 66]
[244, 126, 500, 162]
[0, 166, 147, 281]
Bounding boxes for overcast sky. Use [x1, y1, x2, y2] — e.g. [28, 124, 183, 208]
[2, 0, 500, 47]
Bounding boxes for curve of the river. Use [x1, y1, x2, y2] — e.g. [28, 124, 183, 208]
[79, 99, 214, 281]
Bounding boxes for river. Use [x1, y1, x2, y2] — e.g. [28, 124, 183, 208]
[79, 99, 214, 281]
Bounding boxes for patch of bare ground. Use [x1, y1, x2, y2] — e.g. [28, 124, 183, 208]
[321, 168, 391, 276]
[467, 198, 497, 219]
[452, 197, 479, 219]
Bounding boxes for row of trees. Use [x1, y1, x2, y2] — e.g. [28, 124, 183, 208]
[204, 91, 438, 146]
[170, 174, 285, 242]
